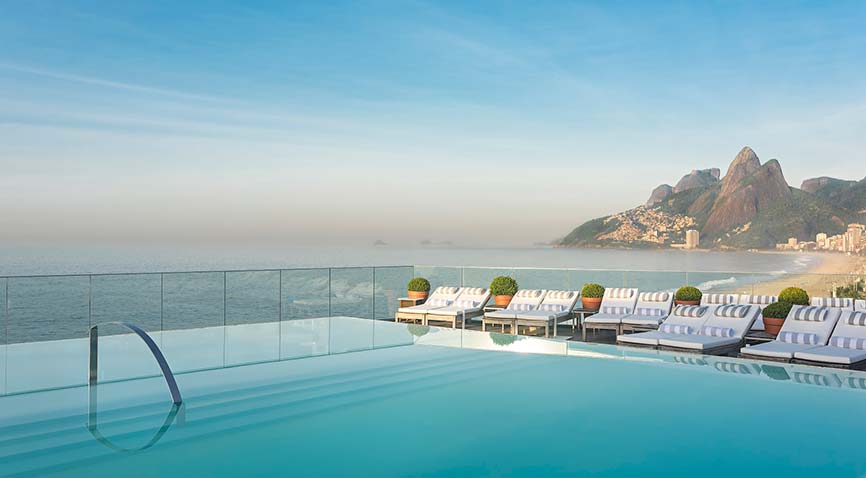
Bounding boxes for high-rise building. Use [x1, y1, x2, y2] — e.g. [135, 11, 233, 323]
[788, 237, 798, 248]
[685, 229, 700, 249]
[816, 233, 828, 248]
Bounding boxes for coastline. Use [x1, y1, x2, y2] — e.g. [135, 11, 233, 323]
[751, 252, 865, 296]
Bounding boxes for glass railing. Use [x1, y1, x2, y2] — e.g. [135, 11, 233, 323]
[1, 264, 864, 396]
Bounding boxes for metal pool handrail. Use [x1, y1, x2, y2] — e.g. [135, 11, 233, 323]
[89, 321, 183, 405]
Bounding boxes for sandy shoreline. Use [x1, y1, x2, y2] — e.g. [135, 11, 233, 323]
[751, 252, 865, 296]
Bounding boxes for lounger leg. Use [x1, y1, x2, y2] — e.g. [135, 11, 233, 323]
[553, 320, 557, 338]
[482, 321, 486, 332]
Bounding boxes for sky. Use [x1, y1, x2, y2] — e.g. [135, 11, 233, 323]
[1, 0, 866, 246]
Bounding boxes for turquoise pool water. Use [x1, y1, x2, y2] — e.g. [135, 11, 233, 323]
[2, 318, 866, 477]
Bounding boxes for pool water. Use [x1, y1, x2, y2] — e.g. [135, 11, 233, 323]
[2, 318, 866, 477]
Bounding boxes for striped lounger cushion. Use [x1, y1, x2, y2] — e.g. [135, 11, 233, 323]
[538, 303, 566, 312]
[778, 331, 819, 345]
[634, 307, 666, 316]
[608, 288, 635, 299]
[846, 312, 866, 326]
[715, 304, 750, 318]
[673, 305, 707, 317]
[792, 306, 829, 322]
[660, 323, 693, 334]
[814, 297, 853, 308]
[507, 303, 535, 311]
[452, 300, 481, 309]
[602, 306, 629, 314]
[426, 298, 452, 307]
[793, 372, 831, 386]
[829, 337, 866, 350]
[701, 326, 735, 337]
[703, 294, 734, 304]
[744, 295, 776, 305]
[639, 292, 670, 302]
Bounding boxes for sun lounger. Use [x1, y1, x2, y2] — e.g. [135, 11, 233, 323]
[856, 300, 866, 311]
[616, 305, 710, 347]
[811, 297, 854, 311]
[425, 287, 491, 328]
[582, 288, 638, 339]
[700, 293, 738, 306]
[482, 289, 546, 333]
[513, 290, 580, 337]
[739, 305, 842, 362]
[395, 286, 462, 323]
[738, 294, 778, 331]
[620, 292, 674, 332]
[657, 304, 759, 355]
[793, 310, 866, 369]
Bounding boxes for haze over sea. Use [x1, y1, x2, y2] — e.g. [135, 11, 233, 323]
[0, 243, 815, 276]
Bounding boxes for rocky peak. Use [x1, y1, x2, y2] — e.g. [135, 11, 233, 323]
[801, 177, 834, 194]
[703, 151, 790, 236]
[646, 184, 673, 206]
[719, 146, 761, 196]
[673, 168, 721, 194]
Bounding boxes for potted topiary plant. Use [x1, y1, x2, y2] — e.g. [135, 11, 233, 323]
[761, 301, 793, 336]
[778, 287, 809, 306]
[407, 277, 431, 300]
[762, 287, 809, 336]
[675, 286, 702, 306]
[490, 276, 518, 306]
[581, 283, 605, 310]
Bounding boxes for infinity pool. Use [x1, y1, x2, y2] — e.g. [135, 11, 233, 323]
[2, 318, 866, 477]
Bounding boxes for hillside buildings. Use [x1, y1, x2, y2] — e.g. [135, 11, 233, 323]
[776, 223, 866, 253]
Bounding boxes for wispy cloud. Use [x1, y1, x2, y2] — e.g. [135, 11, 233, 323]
[0, 62, 236, 104]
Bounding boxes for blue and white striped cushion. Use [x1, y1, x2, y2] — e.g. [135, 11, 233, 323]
[778, 331, 819, 345]
[700, 326, 735, 337]
[460, 287, 487, 296]
[673, 305, 707, 318]
[452, 300, 481, 309]
[715, 304, 750, 318]
[703, 294, 734, 305]
[813, 297, 853, 308]
[433, 286, 459, 295]
[660, 323, 693, 334]
[426, 298, 452, 307]
[608, 288, 634, 299]
[515, 289, 544, 298]
[792, 306, 828, 322]
[546, 291, 574, 300]
[743, 295, 777, 305]
[848, 377, 866, 390]
[639, 292, 670, 302]
[538, 303, 566, 312]
[829, 336, 866, 350]
[634, 307, 666, 317]
[507, 302, 535, 311]
[601, 306, 629, 315]
[846, 312, 866, 326]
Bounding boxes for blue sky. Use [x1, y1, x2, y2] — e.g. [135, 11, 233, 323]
[2, 0, 866, 245]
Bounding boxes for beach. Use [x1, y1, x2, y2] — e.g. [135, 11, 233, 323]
[751, 252, 866, 297]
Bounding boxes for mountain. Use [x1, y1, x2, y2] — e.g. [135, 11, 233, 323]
[560, 147, 863, 249]
[801, 176, 866, 213]
[645, 168, 719, 206]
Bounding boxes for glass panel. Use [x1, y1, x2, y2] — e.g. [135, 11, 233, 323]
[0, 278, 6, 395]
[280, 317, 330, 360]
[161, 272, 225, 372]
[91, 274, 163, 382]
[373, 320, 414, 348]
[328, 316, 374, 353]
[374, 266, 413, 320]
[281, 268, 330, 320]
[329, 268, 373, 319]
[685, 271, 755, 297]
[567, 269, 626, 293]
[623, 271, 688, 294]
[225, 271, 280, 366]
[513, 268, 569, 291]
[412, 266, 461, 291]
[5, 275, 90, 393]
[462, 267, 512, 289]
